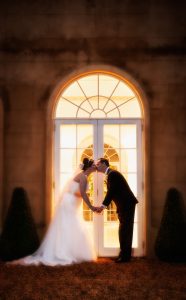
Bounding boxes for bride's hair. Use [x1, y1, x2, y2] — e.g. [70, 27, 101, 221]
[82, 158, 94, 171]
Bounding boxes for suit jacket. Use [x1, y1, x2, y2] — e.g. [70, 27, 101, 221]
[102, 169, 138, 213]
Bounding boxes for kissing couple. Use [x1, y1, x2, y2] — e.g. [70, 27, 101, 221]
[10, 158, 138, 266]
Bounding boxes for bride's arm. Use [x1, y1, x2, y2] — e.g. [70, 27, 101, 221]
[79, 175, 96, 211]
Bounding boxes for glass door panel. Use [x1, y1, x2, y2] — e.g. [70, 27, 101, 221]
[100, 123, 139, 255]
[56, 123, 95, 238]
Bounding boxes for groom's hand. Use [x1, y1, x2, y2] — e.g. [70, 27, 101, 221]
[95, 206, 104, 214]
[92, 206, 101, 213]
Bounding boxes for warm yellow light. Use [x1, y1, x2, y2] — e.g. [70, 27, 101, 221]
[120, 125, 136, 148]
[55, 71, 142, 119]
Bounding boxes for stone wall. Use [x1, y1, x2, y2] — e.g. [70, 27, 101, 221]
[0, 0, 186, 254]
[0, 99, 3, 228]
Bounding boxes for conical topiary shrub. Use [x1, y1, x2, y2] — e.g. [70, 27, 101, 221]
[0, 187, 40, 261]
[155, 188, 186, 262]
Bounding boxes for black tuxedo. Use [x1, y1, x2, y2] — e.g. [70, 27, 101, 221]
[102, 169, 138, 260]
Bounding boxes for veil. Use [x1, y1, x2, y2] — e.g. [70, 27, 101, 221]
[54, 165, 83, 209]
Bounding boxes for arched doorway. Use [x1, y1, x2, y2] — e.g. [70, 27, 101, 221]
[53, 71, 145, 257]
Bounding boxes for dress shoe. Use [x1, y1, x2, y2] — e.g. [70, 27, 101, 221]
[115, 256, 131, 263]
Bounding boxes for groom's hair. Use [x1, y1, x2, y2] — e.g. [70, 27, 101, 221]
[99, 158, 109, 167]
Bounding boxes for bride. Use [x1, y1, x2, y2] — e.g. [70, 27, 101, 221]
[11, 158, 97, 266]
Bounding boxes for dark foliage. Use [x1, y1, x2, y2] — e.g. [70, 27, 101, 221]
[0, 187, 40, 261]
[155, 188, 186, 262]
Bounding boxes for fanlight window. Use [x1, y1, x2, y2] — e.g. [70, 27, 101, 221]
[55, 73, 142, 118]
[80, 144, 119, 163]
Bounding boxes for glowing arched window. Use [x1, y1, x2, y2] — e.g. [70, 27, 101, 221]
[80, 143, 119, 163]
[55, 73, 142, 118]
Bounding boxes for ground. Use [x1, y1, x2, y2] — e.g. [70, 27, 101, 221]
[0, 258, 186, 299]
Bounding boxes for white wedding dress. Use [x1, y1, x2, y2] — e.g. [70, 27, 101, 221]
[19, 180, 96, 266]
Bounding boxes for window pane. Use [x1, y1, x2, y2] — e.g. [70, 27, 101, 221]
[62, 81, 86, 100]
[120, 125, 136, 148]
[112, 81, 135, 98]
[104, 125, 120, 148]
[120, 149, 137, 173]
[104, 221, 119, 248]
[104, 100, 117, 113]
[126, 173, 137, 196]
[78, 75, 98, 98]
[88, 96, 98, 109]
[107, 108, 120, 118]
[119, 99, 141, 118]
[56, 99, 77, 118]
[99, 96, 110, 109]
[60, 149, 76, 172]
[77, 109, 90, 118]
[104, 219, 138, 248]
[77, 148, 93, 167]
[77, 125, 93, 148]
[99, 75, 119, 97]
[60, 125, 76, 148]
[80, 100, 92, 112]
[91, 110, 106, 118]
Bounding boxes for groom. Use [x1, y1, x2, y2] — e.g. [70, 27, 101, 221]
[96, 158, 138, 263]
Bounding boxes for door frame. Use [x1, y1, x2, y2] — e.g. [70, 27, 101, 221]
[54, 118, 144, 257]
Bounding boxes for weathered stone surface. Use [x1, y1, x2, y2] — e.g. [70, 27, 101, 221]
[150, 84, 186, 109]
[5, 110, 45, 133]
[0, 100, 3, 229]
[151, 156, 177, 183]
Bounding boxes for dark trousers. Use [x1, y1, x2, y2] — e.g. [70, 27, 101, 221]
[118, 204, 136, 260]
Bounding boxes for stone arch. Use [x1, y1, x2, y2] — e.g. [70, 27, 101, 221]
[46, 65, 150, 255]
